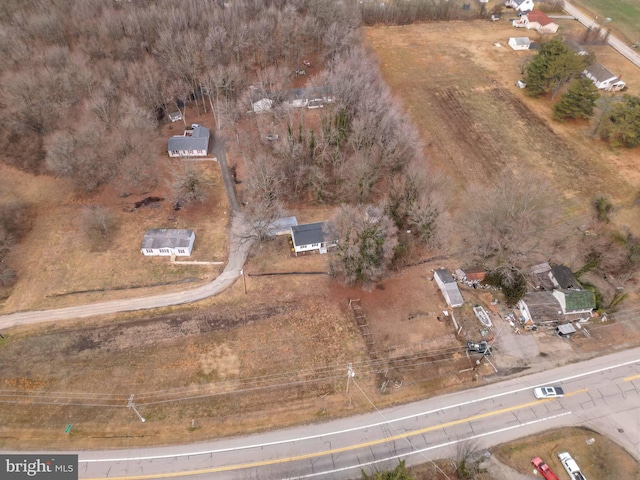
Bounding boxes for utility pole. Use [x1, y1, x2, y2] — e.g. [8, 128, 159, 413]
[127, 394, 146, 423]
[241, 269, 247, 294]
[346, 363, 355, 394]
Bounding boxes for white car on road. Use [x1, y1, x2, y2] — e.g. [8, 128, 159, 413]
[534, 386, 564, 399]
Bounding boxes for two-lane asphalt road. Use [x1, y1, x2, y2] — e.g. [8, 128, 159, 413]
[50, 347, 640, 479]
[563, 1, 640, 68]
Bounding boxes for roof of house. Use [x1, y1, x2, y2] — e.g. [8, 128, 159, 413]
[525, 10, 555, 26]
[285, 85, 333, 102]
[512, 0, 530, 5]
[462, 266, 486, 281]
[510, 37, 531, 45]
[560, 289, 596, 312]
[291, 222, 326, 246]
[584, 63, 618, 82]
[168, 124, 210, 153]
[522, 291, 564, 324]
[435, 268, 456, 284]
[141, 229, 194, 249]
[551, 265, 581, 290]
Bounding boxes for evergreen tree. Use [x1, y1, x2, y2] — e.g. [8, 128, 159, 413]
[553, 77, 599, 121]
[599, 95, 640, 148]
[524, 38, 591, 98]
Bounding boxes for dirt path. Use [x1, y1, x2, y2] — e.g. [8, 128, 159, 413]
[0, 215, 253, 330]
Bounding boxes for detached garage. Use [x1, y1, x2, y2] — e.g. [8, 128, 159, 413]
[509, 37, 531, 51]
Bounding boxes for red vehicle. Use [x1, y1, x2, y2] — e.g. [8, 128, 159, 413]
[531, 457, 560, 480]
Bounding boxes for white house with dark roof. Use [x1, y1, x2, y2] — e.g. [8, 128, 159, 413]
[505, 0, 534, 12]
[168, 124, 210, 158]
[141, 229, 195, 256]
[290, 222, 335, 256]
[434, 268, 464, 308]
[583, 63, 626, 91]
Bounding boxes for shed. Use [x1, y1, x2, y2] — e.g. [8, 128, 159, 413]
[141, 229, 195, 256]
[291, 222, 335, 256]
[509, 37, 531, 50]
[462, 267, 486, 282]
[556, 323, 577, 337]
[434, 268, 464, 308]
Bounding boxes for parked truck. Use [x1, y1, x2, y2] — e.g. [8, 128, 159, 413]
[531, 457, 560, 480]
[557, 452, 587, 480]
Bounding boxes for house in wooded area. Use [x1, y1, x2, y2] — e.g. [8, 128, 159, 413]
[505, 0, 534, 12]
[434, 268, 464, 308]
[583, 63, 626, 91]
[284, 86, 333, 109]
[513, 10, 559, 33]
[552, 289, 595, 320]
[141, 229, 195, 256]
[290, 222, 336, 256]
[168, 111, 183, 122]
[251, 97, 273, 113]
[518, 291, 565, 325]
[167, 124, 210, 157]
[549, 265, 581, 290]
[509, 37, 532, 50]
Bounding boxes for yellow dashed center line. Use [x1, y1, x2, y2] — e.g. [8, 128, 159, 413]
[87, 389, 587, 479]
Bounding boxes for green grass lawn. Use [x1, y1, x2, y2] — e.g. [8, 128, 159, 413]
[572, 0, 640, 44]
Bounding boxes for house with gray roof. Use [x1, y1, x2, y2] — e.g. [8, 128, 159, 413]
[141, 229, 195, 256]
[434, 268, 464, 308]
[583, 63, 626, 92]
[291, 222, 336, 256]
[168, 124, 210, 158]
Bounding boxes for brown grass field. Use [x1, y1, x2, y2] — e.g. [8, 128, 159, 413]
[0, 19, 639, 476]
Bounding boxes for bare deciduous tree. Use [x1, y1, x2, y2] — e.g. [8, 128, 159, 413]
[168, 163, 210, 208]
[464, 173, 555, 266]
[328, 204, 398, 290]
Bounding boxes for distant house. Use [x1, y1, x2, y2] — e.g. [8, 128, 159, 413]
[141, 229, 195, 256]
[505, 0, 534, 12]
[284, 86, 333, 109]
[168, 124, 210, 158]
[583, 63, 626, 91]
[251, 97, 273, 114]
[290, 222, 336, 256]
[509, 37, 532, 50]
[513, 10, 559, 34]
[552, 289, 595, 319]
[168, 111, 183, 123]
[434, 268, 464, 308]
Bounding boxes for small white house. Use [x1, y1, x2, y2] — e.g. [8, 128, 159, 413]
[167, 124, 210, 158]
[583, 63, 626, 91]
[505, 0, 534, 12]
[433, 268, 464, 308]
[290, 222, 335, 256]
[141, 229, 195, 256]
[509, 37, 532, 50]
[252, 97, 273, 113]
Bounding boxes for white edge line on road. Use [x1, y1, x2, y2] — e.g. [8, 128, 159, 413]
[287, 411, 574, 480]
[81, 355, 639, 464]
